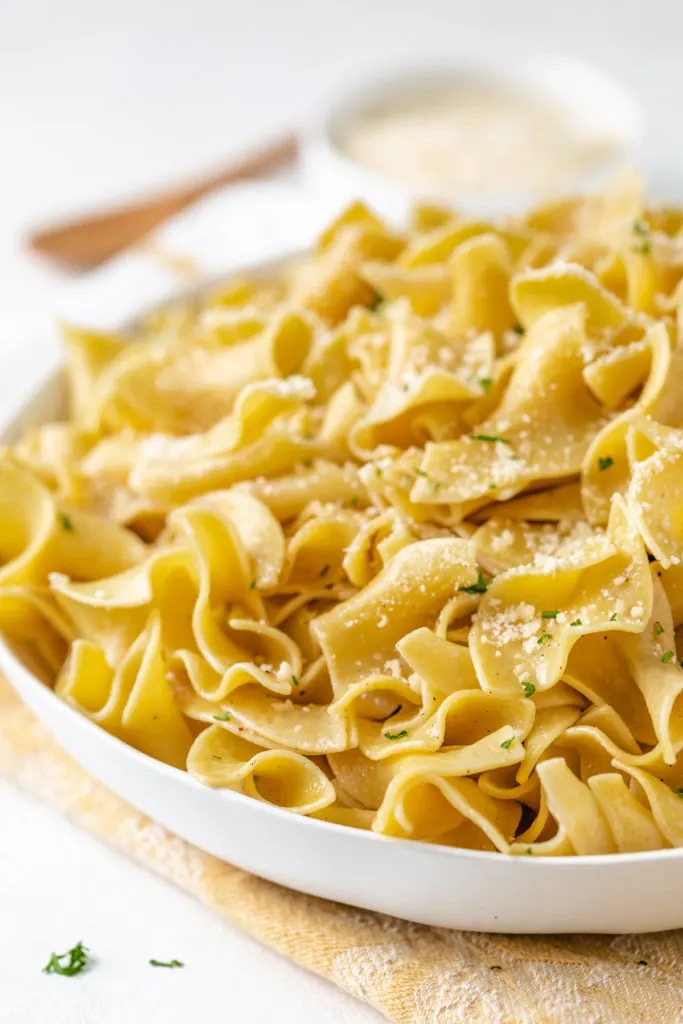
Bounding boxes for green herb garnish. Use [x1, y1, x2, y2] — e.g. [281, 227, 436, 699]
[513, 324, 524, 335]
[635, 239, 652, 255]
[598, 456, 614, 472]
[43, 942, 89, 976]
[541, 610, 559, 619]
[320, 564, 330, 577]
[662, 650, 675, 664]
[478, 377, 493, 393]
[367, 295, 384, 312]
[208, 754, 223, 760]
[459, 572, 490, 595]
[384, 729, 408, 741]
[249, 579, 257, 590]
[522, 681, 536, 698]
[655, 621, 665, 636]
[672, 788, 683, 798]
[570, 618, 583, 627]
[632, 219, 649, 235]
[291, 674, 300, 686]
[469, 433, 511, 445]
[538, 632, 553, 645]
[500, 737, 514, 749]
[416, 469, 428, 477]
[350, 496, 360, 507]
[610, 612, 618, 621]
[149, 959, 184, 968]
[213, 712, 230, 721]
[57, 511, 74, 531]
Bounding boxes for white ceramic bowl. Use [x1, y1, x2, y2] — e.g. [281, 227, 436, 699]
[1, 252, 680, 936]
[302, 53, 642, 221]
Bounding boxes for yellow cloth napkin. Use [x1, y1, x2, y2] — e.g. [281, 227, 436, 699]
[1, 677, 682, 1024]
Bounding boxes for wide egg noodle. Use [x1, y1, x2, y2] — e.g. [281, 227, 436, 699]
[4, 175, 683, 855]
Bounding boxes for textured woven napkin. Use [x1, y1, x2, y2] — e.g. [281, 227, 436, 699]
[2, 677, 682, 1024]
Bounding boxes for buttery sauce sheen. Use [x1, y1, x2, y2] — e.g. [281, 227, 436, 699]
[340, 87, 616, 195]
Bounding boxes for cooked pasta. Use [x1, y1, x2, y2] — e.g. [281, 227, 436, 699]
[6, 171, 683, 855]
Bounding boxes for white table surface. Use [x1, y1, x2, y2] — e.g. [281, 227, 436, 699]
[3, 1, 683, 1021]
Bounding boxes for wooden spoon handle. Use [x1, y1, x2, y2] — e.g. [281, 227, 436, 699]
[28, 133, 299, 270]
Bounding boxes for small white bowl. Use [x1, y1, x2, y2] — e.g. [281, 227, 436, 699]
[302, 53, 643, 221]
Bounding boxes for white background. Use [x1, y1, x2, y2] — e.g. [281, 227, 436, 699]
[2, 1, 683, 1021]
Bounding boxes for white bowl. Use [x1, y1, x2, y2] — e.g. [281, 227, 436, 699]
[302, 53, 642, 222]
[1, 252, 680, 936]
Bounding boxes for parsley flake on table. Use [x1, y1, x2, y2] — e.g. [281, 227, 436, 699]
[149, 959, 184, 968]
[43, 941, 89, 977]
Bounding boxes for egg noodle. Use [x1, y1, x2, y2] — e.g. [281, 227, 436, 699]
[4, 171, 683, 855]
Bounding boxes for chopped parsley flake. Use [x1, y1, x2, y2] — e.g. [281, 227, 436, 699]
[610, 612, 618, 621]
[570, 618, 582, 627]
[291, 674, 300, 686]
[522, 681, 536, 698]
[43, 942, 89, 976]
[655, 621, 665, 636]
[459, 572, 490, 595]
[525, 847, 533, 855]
[319, 563, 330, 577]
[350, 496, 359, 507]
[208, 754, 223, 761]
[301, 431, 314, 441]
[469, 433, 511, 445]
[149, 959, 184, 968]
[672, 788, 683, 798]
[597, 456, 614, 472]
[416, 469, 428, 477]
[635, 239, 652, 255]
[213, 712, 230, 721]
[367, 295, 384, 312]
[500, 737, 514, 749]
[478, 377, 493, 393]
[249, 579, 257, 590]
[375, 465, 382, 477]
[541, 610, 559, 619]
[513, 324, 524, 335]
[537, 632, 553, 645]
[57, 511, 74, 531]
[662, 650, 675, 664]
[632, 218, 649, 235]
[384, 729, 408, 741]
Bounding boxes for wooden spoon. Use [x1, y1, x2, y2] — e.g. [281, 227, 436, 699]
[27, 133, 299, 270]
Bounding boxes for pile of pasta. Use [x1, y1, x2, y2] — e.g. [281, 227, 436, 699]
[6, 170, 683, 857]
